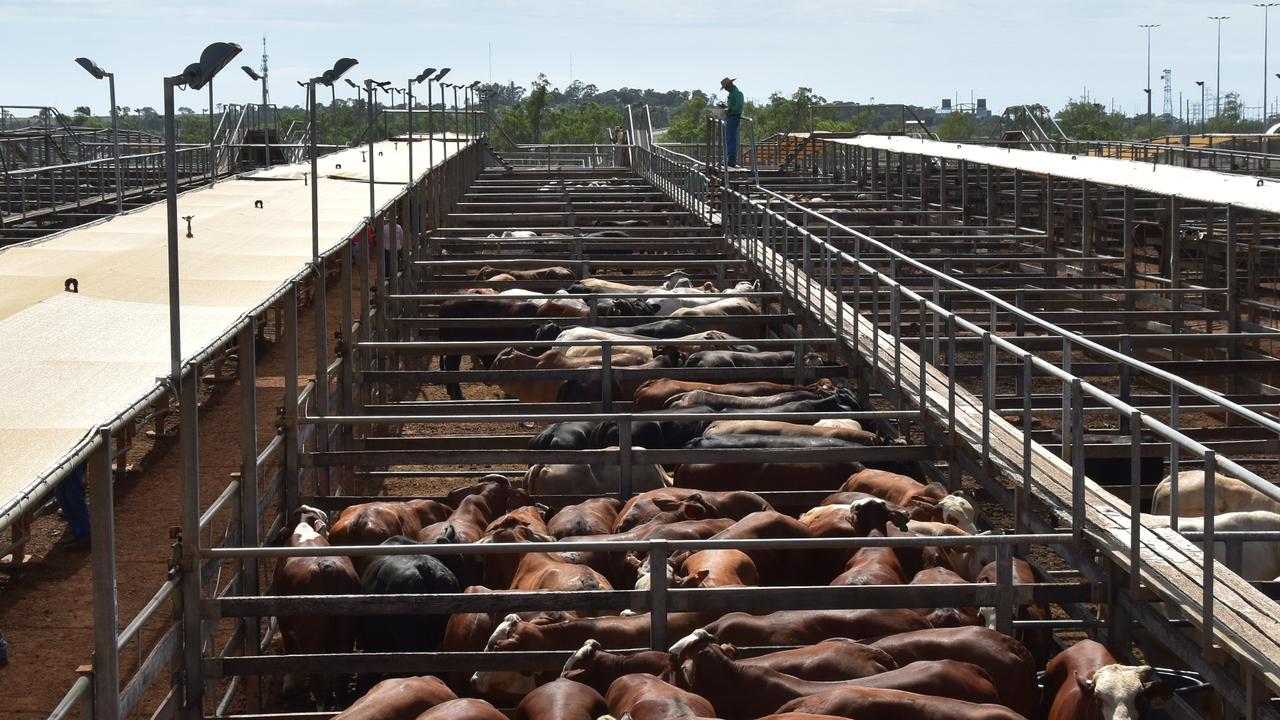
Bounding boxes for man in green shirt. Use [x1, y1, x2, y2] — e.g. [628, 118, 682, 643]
[720, 76, 744, 166]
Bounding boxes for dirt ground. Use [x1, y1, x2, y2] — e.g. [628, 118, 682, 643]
[0, 280, 346, 719]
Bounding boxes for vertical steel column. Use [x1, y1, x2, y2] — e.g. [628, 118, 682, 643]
[308, 81, 329, 496]
[1226, 205, 1239, 336]
[1169, 196, 1182, 337]
[90, 430, 119, 720]
[236, 323, 260, 709]
[959, 160, 969, 222]
[1081, 181, 1093, 285]
[1123, 188, 1136, 311]
[283, 284, 300, 515]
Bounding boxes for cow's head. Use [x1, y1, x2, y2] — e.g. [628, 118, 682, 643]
[532, 321, 562, 343]
[1076, 665, 1172, 720]
[289, 505, 330, 538]
[666, 628, 722, 688]
[937, 494, 978, 533]
[848, 497, 909, 536]
[471, 614, 537, 700]
[560, 638, 603, 680]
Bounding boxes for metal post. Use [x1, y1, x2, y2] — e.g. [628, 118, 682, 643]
[1129, 411, 1143, 597]
[90, 429, 120, 720]
[237, 323, 260, 708]
[1202, 450, 1217, 657]
[308, 80, 329, 494]
[107, 74, 123, 212]
[283, 284, 300, 514]
[1123, 187, 1136, 311]
[1070, 379, 1085, 540]
[648, 539, 669, 650]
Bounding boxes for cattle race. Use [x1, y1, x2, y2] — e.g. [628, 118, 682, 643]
[6, 26, 1280, 720]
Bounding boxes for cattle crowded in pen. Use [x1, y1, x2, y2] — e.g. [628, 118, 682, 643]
[262, 256, 1280, 720]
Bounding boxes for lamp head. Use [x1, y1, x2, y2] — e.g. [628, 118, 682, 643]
[241, 65, 262, 81]
[469, 80, 481, 89]
[318, 58, 359, 86]
[345, 78, 359, 89]
[415, 67, 437, 84]
[433, 67, 451, 81]
[75, 57, 108, 80]
[180, 42, 242, 91]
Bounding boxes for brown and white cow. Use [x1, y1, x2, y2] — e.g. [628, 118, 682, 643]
[559, 639, 670, 696]
[632, 378, 834, 411]
[735, 638, 897, 681]
[1042, 639, 1171, 720]
[604, 673, 717, 720]
[330, 499, 452, 550]
[270, 506, 361, 709]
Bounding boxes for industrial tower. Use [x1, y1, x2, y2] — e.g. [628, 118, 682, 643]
[1162, 68, 1173, 117]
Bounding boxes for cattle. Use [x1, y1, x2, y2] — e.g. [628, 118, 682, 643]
[440, 591, 573, 696]
[514, 677, 607, 720]
[841, 469, 949, 507]
[670, 296, 762, 317]
[816, 491, 941, 522]
[356, 534, 463, 655]
[270, 507, 361, 709]
[1049, 429, 1164, 489]
[437, 297, 542, 400]
[548, 498, 623, 539]
[523, 451, 673, 495]
[488, 348, 650, 403]
[832, 547, 906, 586]
[479, 523, 613, 595]
[331, 676, 457, 720]
[685, 434, 866, 451]
[675, 462, 866, 494]
[1151, 470, 1280, 517]
[605, 673, 717, 720]
[614, 488, 773, 532]
[776, 686, 1026, 720]
[647, 279, 760, 316]
[414, 699, 507, 720]
[704, 511, 814, 585]
[976, 558, 1053, 667]
[675, 548, 760, 587]
[909, 566, 981, 628]
[1143, 510, 1280, 580]
[685, 349, 801, 367]
[869, 626, 1038, 719]
[668, 630, 1001, 720]
[665, 388, 833, 411]
[559, 518, 736, 588]
[704, 419, 881, 445]
[424, 475, 531, 546]
[471, 612, 719, 699]
[474, 265, 577, 286]
[483, 505, 552, 536]
[1042, 639, 1171, 720]
[536, 296, 593, 319]
[632, 378, 835, 411]
[559, 639, 670, 696]
[330, 499, 452, 552]
[704, 608, 931, 647]
[735, 637, 897, 681]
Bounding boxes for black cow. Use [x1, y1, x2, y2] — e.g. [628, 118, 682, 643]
[438, 297, 542, 400]
[356, 533, 463, 655]
[684, 350, 799, 368]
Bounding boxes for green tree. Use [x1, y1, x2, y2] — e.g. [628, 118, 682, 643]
[73, 106, 91, 118]
[662, 95, 712, 143]
[936, 111, 977, 141]
[1054, 99, 1127, 140]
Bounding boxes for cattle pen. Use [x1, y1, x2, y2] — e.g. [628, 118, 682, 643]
[5, 104, 1280, 720]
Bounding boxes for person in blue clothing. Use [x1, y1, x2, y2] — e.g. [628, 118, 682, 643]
[0, 628, 8, 666]
[54, 461, 91, 547]
[719, 77, 745, 166]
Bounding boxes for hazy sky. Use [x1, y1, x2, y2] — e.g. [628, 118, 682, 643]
[3, 0, 1278, 118]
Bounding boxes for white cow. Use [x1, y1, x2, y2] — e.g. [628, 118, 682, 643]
[1151, 470, 1280, 517]
[523, 450, 673, 495]
[1144, 510, 1280, 581]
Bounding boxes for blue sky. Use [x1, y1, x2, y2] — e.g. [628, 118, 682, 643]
[3, 0, 1278, 117]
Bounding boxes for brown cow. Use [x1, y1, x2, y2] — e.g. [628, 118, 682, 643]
[632, 378, 835, 411]
[483, 505, 551, 536]
[832, 547, 906, 586]
[777, 686, 1026, 720]
[910, 566, 981, 628]
[270, 506, 361, 709]
[422, 476, 529, 544]
[414, 698, 507, 720]
[548, 497, 623, 538]
[488, 348, 649, 403]
[474, 265, 577, 285]
[559, 639, 670, 696]
[706, 511, 813, 585]
[331, 676, 457, 720]
[440, 588, 573, 696]
[676, 548, 760, 587]
[559, 517, 735, 588]
[870, 626, 1038, 719]
[704, 419, 881, 445]
[669, 629, 1001, 720]
[841, 469, 949, 507]
[514, 677, 607, 720]
[736, 638, 897, 681]
[605, 673, 717, 720]
[818, 491, 941, 522]
[614, 488, 772, 532]
[704, 608, 931, 647]
[480, 524, 612, 594]
[1042, 639, 1171, 720]
[976, 558, 1054, 667]
[330, 499, 452, 550]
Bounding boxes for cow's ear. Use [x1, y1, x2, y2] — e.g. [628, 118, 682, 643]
[534, 503, 552, 519]
[691, 568, 711, 585]
[624, 552, 643, 570]
[652, 497, 681, 512]
[718, 642, 737, 658]
[681, 501, 707, 520]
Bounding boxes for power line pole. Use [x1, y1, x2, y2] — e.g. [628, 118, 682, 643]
[1257, 4, 1278, 120]
[1210, 15, 1230, 117]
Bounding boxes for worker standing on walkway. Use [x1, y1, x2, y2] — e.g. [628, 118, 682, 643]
[54, 461, 90, 548]
[720, 77, 744, 167]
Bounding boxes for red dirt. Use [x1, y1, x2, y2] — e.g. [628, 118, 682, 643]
[0, 279, 345, 719]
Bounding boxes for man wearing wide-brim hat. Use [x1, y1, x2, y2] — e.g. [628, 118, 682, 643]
[719, 76, 744, 166]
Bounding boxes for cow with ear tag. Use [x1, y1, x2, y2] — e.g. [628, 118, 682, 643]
[1042, 639, 1172, 720]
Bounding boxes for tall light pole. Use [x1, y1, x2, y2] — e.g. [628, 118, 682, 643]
[161, 40, 240, 719]
[1211, 15, 1231, 117]
[1144, 89, 1154, 138]
[1140, 24, 1160, 133]
[303, 58, 358, 492]
[74, 57, 123, 212]
[469, 80, 482, 137]
[1196, 80, 1207, 134]
[1258, 4, 1279, 120]
[241, 65, 271, 168]
[429, 68, 451, 167]
[407, 67, 436, 286]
